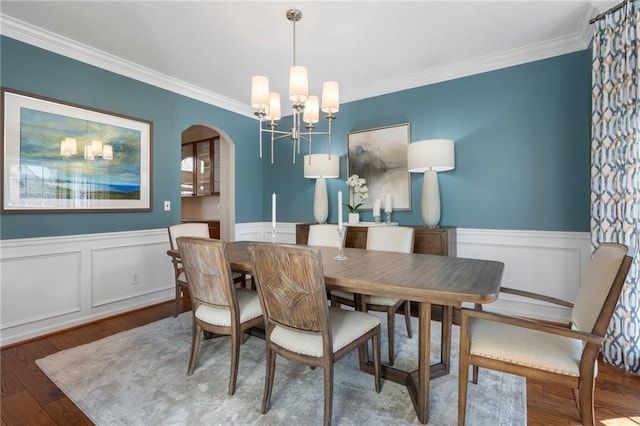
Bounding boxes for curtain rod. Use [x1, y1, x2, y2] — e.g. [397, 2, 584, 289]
[589, 0, 632, 24]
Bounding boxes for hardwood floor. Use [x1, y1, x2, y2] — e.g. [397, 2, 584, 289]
[2, 300, 639, 425]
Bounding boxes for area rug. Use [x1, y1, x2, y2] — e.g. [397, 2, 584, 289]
[36, 312, 525, 425]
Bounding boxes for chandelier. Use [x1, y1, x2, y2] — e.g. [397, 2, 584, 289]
[251, 9, 339, 164]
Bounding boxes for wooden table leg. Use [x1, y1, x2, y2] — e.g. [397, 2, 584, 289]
[416, 301, 432, 423]
[440, 305, 452, 374]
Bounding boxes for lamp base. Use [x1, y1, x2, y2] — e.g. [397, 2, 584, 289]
[421, 170, 441, 227]
[313, 177, 328, 223]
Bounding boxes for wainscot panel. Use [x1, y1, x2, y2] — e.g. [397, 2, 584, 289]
[0, 229, 174, 346]
[456, 228, 591, 323]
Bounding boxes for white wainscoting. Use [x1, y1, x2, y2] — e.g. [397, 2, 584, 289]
[456, 228, 591, 323]
[0, 229, 174, 347]
[0, 224, 589, 346]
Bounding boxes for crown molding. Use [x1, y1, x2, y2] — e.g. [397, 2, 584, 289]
[344, 29, 591, 104]
[2, 13, 591, 111]
[0, 14, 256, 118]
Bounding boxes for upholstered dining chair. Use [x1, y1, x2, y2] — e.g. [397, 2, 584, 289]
[330, 226, 415, 365]
[458, 242, 633, 426]
[176, 236, 264, 396]
[168, 223, 210, 317]
[307, 223, 342, 248]
[248, 243, 381, 426]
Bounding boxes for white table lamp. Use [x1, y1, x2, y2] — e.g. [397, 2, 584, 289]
[304, 153, 340, 223]
[407, 139, 455, 227]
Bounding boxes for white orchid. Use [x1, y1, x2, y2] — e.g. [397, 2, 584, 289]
[345, 174, 368, 212]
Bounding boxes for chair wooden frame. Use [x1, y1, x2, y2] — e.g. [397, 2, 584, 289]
[330, 226, 414, 365]
[248, 243, 381, 426]
[176, 236, 263, 396]
[168, 223, 210, 317]
[168, 223, 248, 316]
[458, 243, 633, 426]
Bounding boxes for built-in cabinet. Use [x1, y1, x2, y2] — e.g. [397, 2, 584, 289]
[181, 137, 220, 196]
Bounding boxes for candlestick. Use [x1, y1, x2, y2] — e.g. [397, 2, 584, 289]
[272, 193, 276, 231]
[338, 191, 343, 230]
[385, 194, 392, 213]
[373, 199, 381, 217]
[333, 226, 347, 261]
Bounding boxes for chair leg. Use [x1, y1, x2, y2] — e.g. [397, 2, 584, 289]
[458, 361, 470, 426]
[387, 308, 395, 366]
[262, 345, 276, 414]
[472, 366, 479, 384]
[403, 300, 413, 338]
[372, 330, 381, 393]
[323, 362, 334, 426]
[577, 376, 596, 426]
[187, 322, 201, 376]
[329, 294, 339, 308]
[174, 284, 181, 317]
[228, 330, 241, 396]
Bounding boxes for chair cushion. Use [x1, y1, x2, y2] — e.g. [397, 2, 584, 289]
[195, 288, 262, 326]
[270, 307, 380, 357]
[469, 317, 584, 377]
[331, 290, 400, 307]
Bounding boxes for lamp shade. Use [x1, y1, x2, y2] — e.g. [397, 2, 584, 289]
[251, 75, 270, 109]
[289, 65, 309, 103]
[303, 95, 319, 124]
[407, 139, 455, 173]
[321, 81, 339, 113]
[303, 153, 340, 178]
[265, 92, 281, 121]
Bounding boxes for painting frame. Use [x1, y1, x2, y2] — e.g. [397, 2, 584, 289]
[1, 88, 152, 212]
[347, 123, 411, 211]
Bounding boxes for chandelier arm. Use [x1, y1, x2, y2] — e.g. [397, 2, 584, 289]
[267, 132, 295, 140]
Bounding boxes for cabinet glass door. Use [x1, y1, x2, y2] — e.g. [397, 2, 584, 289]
[195, 141, 211, 196]
[181, 144, 194, 196]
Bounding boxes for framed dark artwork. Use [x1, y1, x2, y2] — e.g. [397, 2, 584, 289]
[347, 123, 411, 210]
[2, 88, 152, 212]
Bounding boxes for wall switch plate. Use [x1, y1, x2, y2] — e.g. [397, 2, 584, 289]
[164, 201, 171, 211]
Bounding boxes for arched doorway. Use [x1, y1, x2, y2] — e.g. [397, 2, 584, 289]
[180, 124, 236, 241]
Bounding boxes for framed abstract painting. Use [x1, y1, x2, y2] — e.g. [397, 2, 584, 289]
[347, 123, 411, 211]
[1, 88, 152, 212]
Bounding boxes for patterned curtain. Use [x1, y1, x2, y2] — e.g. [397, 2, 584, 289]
[591, 0, 640, 373]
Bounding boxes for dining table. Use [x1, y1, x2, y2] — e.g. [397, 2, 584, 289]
[168, 240, 504, 424]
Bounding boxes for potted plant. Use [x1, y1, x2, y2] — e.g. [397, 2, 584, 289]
[344, 174, 368, 224]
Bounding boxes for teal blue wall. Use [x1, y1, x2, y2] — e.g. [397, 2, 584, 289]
[1, 35, 591, 239]
[0, 37, 261, 239]
[269, 51, 592, 232]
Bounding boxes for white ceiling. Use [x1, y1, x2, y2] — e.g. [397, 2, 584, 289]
[0, 1, 616, 117]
